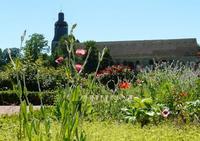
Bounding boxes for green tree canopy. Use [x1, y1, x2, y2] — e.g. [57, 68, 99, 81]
[0, 48, 3, 68]
[2, 48, 21, 64]
[81, 41, 113, 73]
[83, 41, 99, 73]
[23, 33, 48, 62]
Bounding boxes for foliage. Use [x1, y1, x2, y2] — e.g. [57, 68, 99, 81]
[126, 62, 200, 124]
[23, 33, 48, 62]
[0, 48, 4, 68]
[81, 41, 113, 73]
[137, 62, 200, 102]
[83, 41, 99, 73]
[0, 60, 68, 91]
[52, 34, 80, 59]
[2, 48, 21, 64]
[0, 91, 56, 105]
[99, 48, 113, 70]
[121, 97, 162, 127]
[96, 65, 134, 90]
[186, 100, 200, 122]
[53, 35, 69, 58]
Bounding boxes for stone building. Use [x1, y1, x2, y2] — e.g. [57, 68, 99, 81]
[51, 12, 68, 53]
[93, 38, 199, 64]
[52, 12, 200, 64]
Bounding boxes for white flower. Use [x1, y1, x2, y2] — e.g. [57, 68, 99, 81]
[161, 108, 170, 118]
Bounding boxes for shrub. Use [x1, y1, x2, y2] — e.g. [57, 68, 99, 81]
[96, 65, 134, 90]
[0, 61, 68, 91]
[136, 62, 200, 104]
[121, 97, 162, 127]
[186, 100, 200, 122]
[0, 91, 56, 105]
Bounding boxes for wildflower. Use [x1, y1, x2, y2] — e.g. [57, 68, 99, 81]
[75, 49, 87, 56]
[96, 72, 104, 78]
[75, 64, 82, 72]
[180, 92, 188, 97]
[118, 81, 131, 89]
[161, 108, 170, 118]
[136, 79, 144, 86]
[55, 56, 64, 64]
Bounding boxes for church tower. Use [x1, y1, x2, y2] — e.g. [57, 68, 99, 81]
[51, 12, 68, 54]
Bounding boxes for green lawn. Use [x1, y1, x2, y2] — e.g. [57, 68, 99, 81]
[0, 115, 200, 141]
[83, 121, 200, 141]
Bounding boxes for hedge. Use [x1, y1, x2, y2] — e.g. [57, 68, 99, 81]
[0, 91, 56, 105]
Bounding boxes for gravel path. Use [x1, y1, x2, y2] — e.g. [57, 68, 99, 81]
[0, 106, 40, 116]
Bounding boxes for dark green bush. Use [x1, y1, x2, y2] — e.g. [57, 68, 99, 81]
[0, 80, 13, 90]
[0, 62, 68, 91]
[0, 91, 56, 105]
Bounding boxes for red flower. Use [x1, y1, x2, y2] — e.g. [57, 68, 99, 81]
[75, 64, 82, 72]
[161, 108, 170, 118]
[55, 56, 64, 64]
[75, 49, 87, 56]
[118, 81, 131, 89]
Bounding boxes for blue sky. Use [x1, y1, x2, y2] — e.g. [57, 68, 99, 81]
[0, 0, 200, 50]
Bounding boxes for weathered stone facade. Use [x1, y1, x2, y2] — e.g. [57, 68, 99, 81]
[78, 38, 199, 64]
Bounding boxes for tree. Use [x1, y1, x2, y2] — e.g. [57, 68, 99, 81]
[78, 41, 114, 73]
[53, 35, 69, 58]
[23, 33, 48, 62]
[0, 48, 3, 68]
[2, 48, 21, 64]
[99, 48, 113, 70]
[83, 41, 99, 73]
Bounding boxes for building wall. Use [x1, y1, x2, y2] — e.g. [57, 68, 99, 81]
[77, 38, 199, 64]
[76, 38, 200, 64]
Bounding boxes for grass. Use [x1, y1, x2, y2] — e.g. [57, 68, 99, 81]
[0, 115, 19, 141]
[83, 121, 200, 141]
[0, 115, 200, 141]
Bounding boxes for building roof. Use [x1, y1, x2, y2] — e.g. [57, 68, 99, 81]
[92, 38, 199, 61]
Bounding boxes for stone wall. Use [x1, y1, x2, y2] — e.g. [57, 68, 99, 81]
[77, 38, 199, 64]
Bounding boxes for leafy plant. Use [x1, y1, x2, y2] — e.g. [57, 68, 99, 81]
[186, 100, 200, 122]
[121, 97, 162, 127]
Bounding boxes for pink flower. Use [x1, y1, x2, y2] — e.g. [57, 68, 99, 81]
[75, 49, 87, 56]
[55, 56, 64, 64]
[75, 64, 82, 72]
[161, 108, 170, 118]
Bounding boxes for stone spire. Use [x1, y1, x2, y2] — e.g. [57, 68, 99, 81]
[51, 12, 68, 54]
